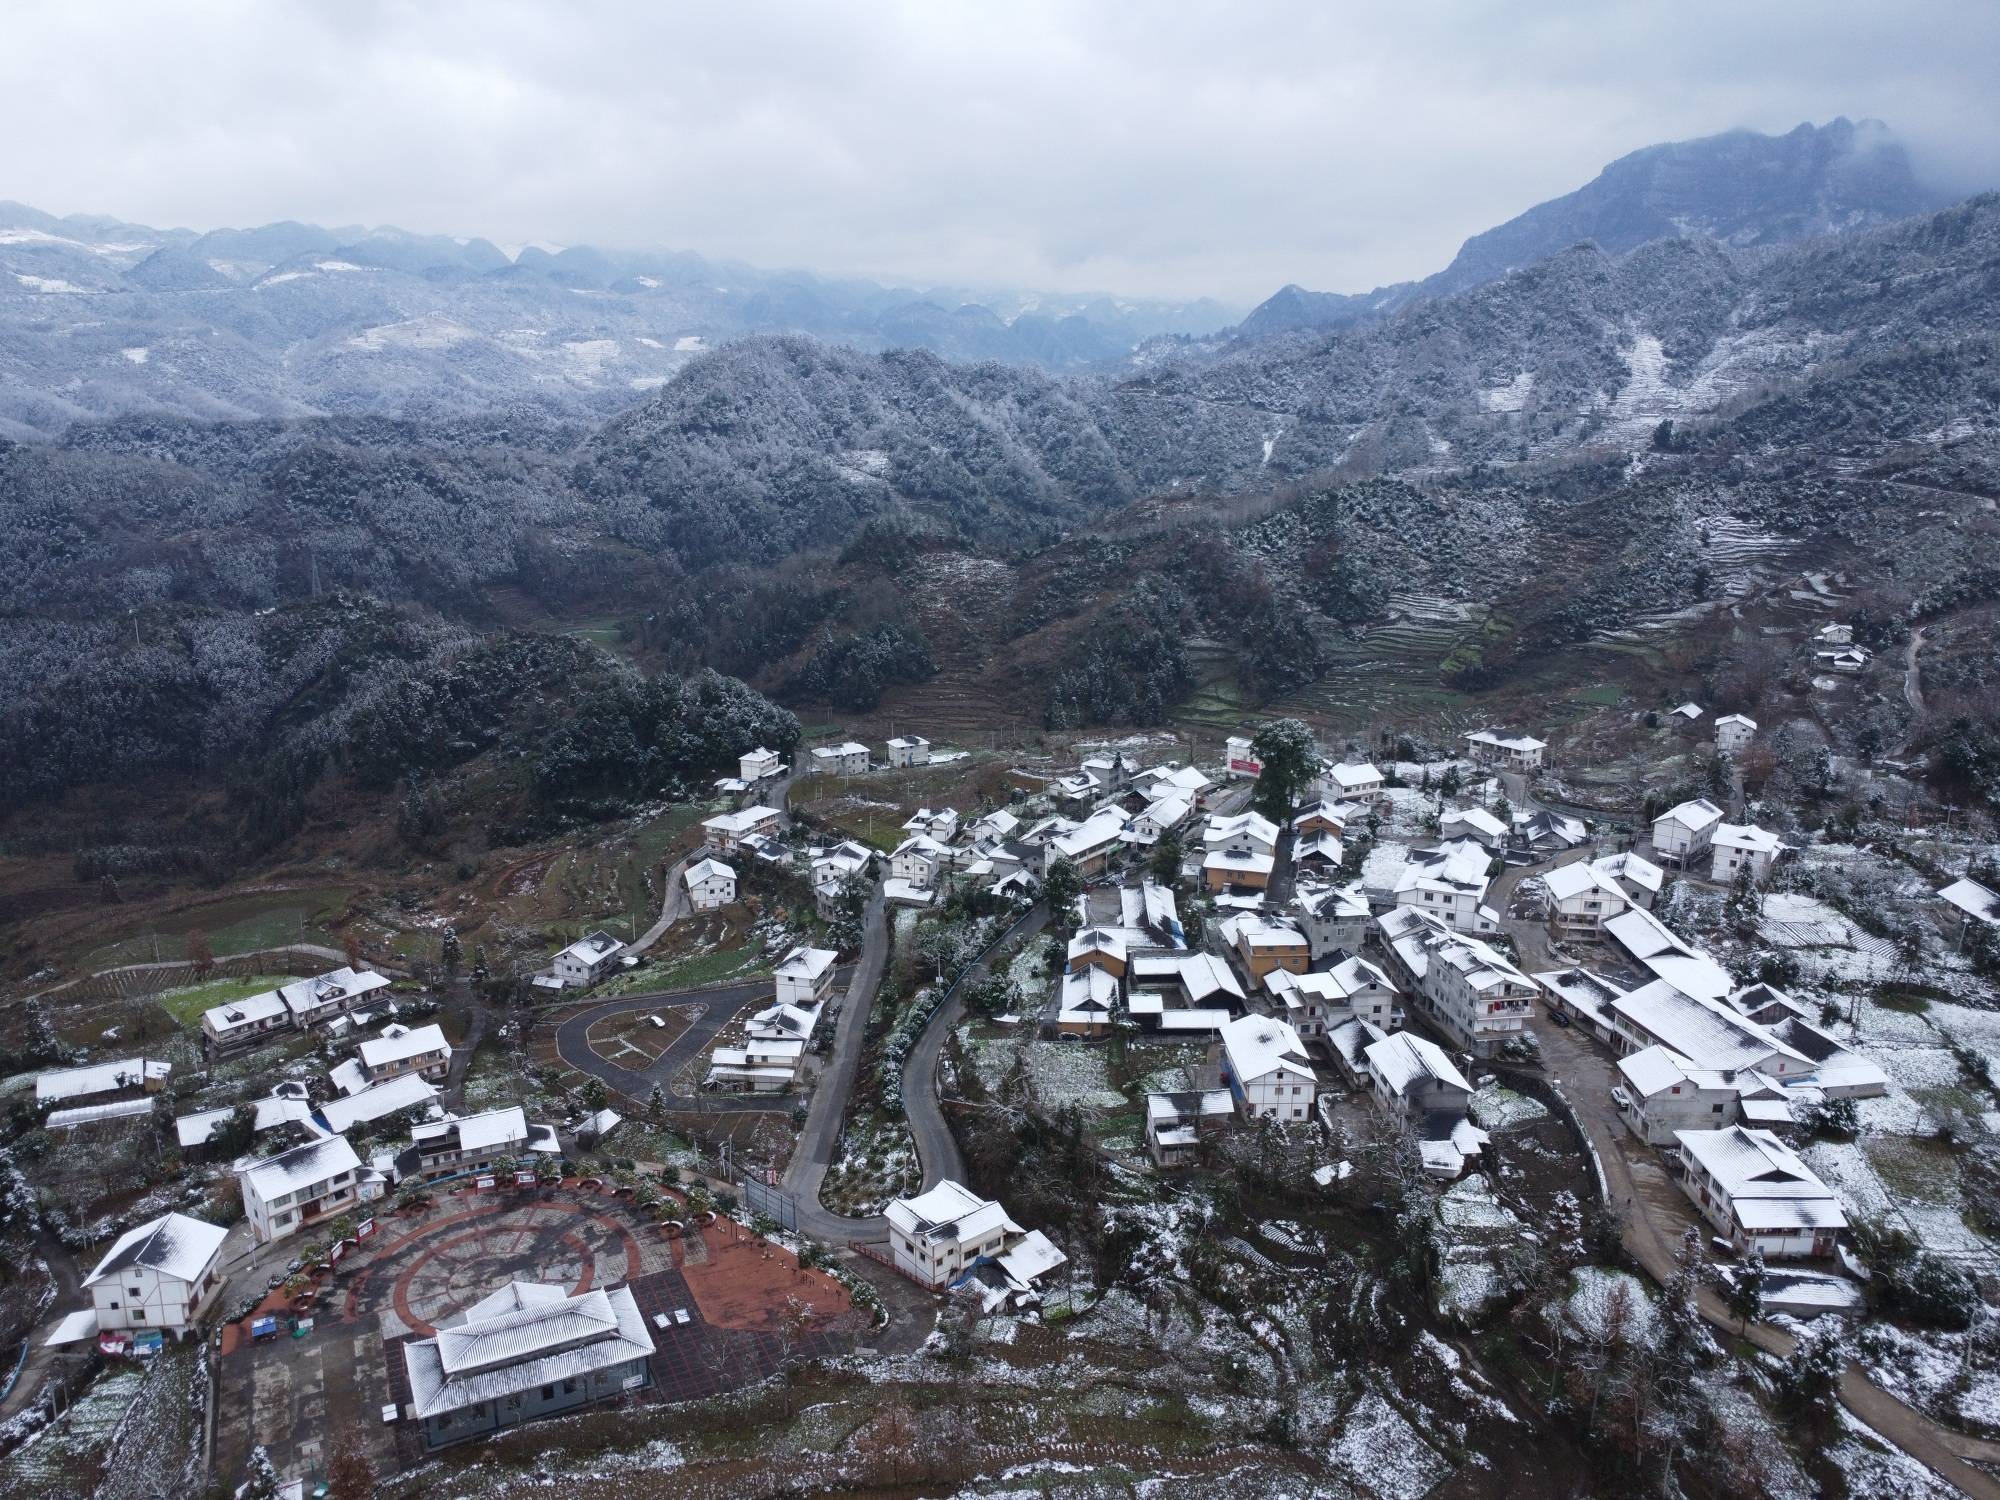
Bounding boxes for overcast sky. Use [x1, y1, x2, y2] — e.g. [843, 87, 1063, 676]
[8, 1, 1999, 306]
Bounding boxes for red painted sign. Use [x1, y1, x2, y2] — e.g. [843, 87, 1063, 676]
[356, 1217, 376, 1240]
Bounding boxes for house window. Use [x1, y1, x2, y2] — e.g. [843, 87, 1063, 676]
[132, 1310, 146, 1322]
[541, 1384, 554, 1400]
[562, 1378, 577, 1395]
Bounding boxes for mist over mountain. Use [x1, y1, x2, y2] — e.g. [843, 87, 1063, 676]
[0, 203, 1235, 441]
[1236, 118, 1954, 339]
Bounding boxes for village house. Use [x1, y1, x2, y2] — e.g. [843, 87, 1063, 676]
[1593, 850, 1664, 909]
[1710, 823, 1784, 884]
[1204, 843, 1276, 896]
[239, 1134, 364, 1244]
[1393, 839, 1500, 935]
[1054, 966, 1119, 1037]
[1672, 1126, 1847, 1259]
[1223, 912, 1310, 980]
[889, 834, 952, 889]
[1816, 622, 1854, 646]
[199, 987, 294, 1053]
[36, 1056, 171, 1109]
[551, 930, 626, 990]
[174, 1086, 321, 1153]
[1671, 702, 1704, 723]
[1612, 1045, 1792, 1146]
[1818, 645, 1870, 674]
[1224, 735, 1262, 779]
[1291, 881, 1371, 959]
[1606, 980, 1815, 1082]
[1082, 750, 1142, 792]
[705, 1037, 805, 1091]
[1514, 808, 1588, 855]
[682, 856, 737, 911]
[901, 807, 960, 842]
[1318, 760, 1385, 799]
[1463, 730, 1547, 772]
[1132, 762, 1215, 808]
[1040, 806, 1128, 879]
[1603, 906, 1737, 1001]
[318, 1072, 440, 1136]
[1122, 880, 1186, 947]
[356, 1021, 452, 1086]
[1440, 805, 1509, 851]
[1067, 927, 1129, 980]
[82, 1211, 229, 1339]
[1122, 794, 1191, 847]
[969, 808, 1022, 845]
[775, 945, 840, 1008]
[1202, 809, 1280, 854]
[809, 741, 871, 775]
[1713, 713, 1758, 756]
[1363, 1031, 1488, 1177]
[1216, 1014, 1316, 1122]
[886, 734, 932, 768]
[738, 746, 782, 782]
[1290, 800, 1352, 839]
[1263, 953, 1396, 1041]
[1938, 875, 2000, 947]
[1144, 1089, 1235, 1168]
[409, 1105, 554, 1181]
[885, 1180, 1033, 1291]
[275, 967, 393, 1032]
[1127, 951, 1243, 1031]
[402, 1281, 655, 1451]
[1376, 907, 1536, 1058]
[1292, 827, 1346, 874]
[810, 840, 873, 916]
[702, 804, 783, 852]
[1651, 797, 1725, 867]
[1540, 860, 1630, 933]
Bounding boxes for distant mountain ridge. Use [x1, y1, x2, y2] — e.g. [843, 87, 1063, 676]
[0, 202, 1236, 439]
[1237, 118, 1951, 339]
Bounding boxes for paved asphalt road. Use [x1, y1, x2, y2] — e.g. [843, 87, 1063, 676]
[902, 904, 1049, 1194]
[1502, 838, 2000, 1498]
[554, 978, 801, 1112]
[781, 883, 893, 1244]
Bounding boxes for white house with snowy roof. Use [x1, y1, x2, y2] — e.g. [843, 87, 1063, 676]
[1144, 1089, 1235, 1168]
[1713, 714, 1757, 756]
[550, 931, 625, 989]
[410, 1106, 554, 1181]
[1651, 798, 1724, 866]
[774, 945, 839, 1008]
[239, 1134, 364, 1243]
[886, 734, 932, 768]
[1709, 823, 1784, 884]
[1393, 839, 1499, 934]
[279, 966, 392, 1029]
[402, 1281, 654, 1450]
[702, 804, 783, 852]
[36, 1056, 171, 1107]
[889, 834, 952, 889]
[809, 741, 871, 775]
[83, 1211, 229, 1338]
[884, 1180, 1024, 1291]
[1317, 761, 1384, 799]
[1593, 851, 1663, 909]
[1291, 881, 1371, 959]
[1541, 860, 1630, 932]
[682, 857, 737, 911]
[1939, 876, 2000, 945]
[738, 746, 782, 782]
[1376, 907, 1536, 1058]
[1672, 1126, 1846, 1259]
[1463, 730, 1546, 771]
[1263, 954, 1395, 1041]
[1216, 1014, 1316, 1122]
[1044, 807, 1129, 877]
[1440, 805, 1508, 852]
[358, 1022, 452, 1085]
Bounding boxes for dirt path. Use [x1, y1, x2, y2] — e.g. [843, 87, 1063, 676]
[1905, 624, 1928, 718]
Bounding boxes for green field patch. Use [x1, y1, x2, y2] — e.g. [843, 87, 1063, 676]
[156, 973, 301, 1029]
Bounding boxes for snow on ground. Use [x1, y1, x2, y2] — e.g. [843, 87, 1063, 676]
[674, 335, 707, 352]
[1325, 1388, 1454, 1498]
[1478, 370, 1535, 414]
[629, 375, 669, 390]
[12, 273, 90, 293]
[345, 315, 474, 351]
[1469, 1083, 1548, 1131]
[1562, 1267, 1659, 1348]
[119, 346, 148, 365]
[1361, 840, 1412, 895]
[961, 1036, 1126, 1112]
[1825, 1414, 1960, 1499]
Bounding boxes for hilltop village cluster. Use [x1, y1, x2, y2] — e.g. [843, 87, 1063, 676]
[6, 659, 2000, 1496]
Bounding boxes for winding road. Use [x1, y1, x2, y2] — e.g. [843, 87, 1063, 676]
[555, 977, 810, 1113]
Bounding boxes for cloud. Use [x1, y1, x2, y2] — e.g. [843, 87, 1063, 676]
[5, 0, 1997, 304]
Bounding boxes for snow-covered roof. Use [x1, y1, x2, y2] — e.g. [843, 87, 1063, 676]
[1465, 729, 1546, 753]
[240, 1134, 361, 1199]
[703, 804, 782, 834]
[318, 1072, 438, 1135]
[1603, 906, 1692, 961]
[1441, 806, 1508, 841]
[279, 967, 391, 1019]
[1671, 703, 1703, 720]
[683, 857, 736, 887]
[83, 1211, 228, 1288]
[1219, 1014, 1313, 1087]
[1394, 839, 1492, 898]
[1939, 877, 2000, 926]
[1714, 713, 1757, 730]
[1593, 851, 1663, 894]
[202, 987, 290, 1032]
[1613, 982, 1808, 1075]
[554, 931, 624, 966]
[46, 1097, 157, 1129]
[1067, 927, 1129, 965]
[1202, 810, 1279, 849]
[1712, 823, 1783, 855]
[36, 1057, 170, 1103]
[996, 1229, 1067, 1291]
[1365, 1031, 1472, 1098]
[1672, 1127, 1846, 1231]
[774, 945, 837, 982]
[413, 1105, 530, 1156]
[1058, 967, 1118, 1018]
[1617, 1045, 1707, 1099]
[1542, 861, 1627, 905]
[1049, 807, 1129, 860]
[404, 1283, 654, 1420]
[1204, 845, 1275, 876]
[358, 1022, 449, 1071]
[1655, 798, 1724, 833]
[886, 735, 929, 749]
[1324, 762, 1383, 790]
[1294, 881, 1370, 922]
[885, 1179, 1021, 1248]
[811, 741, 870, 758]
[175, 1092, 320, 1148]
